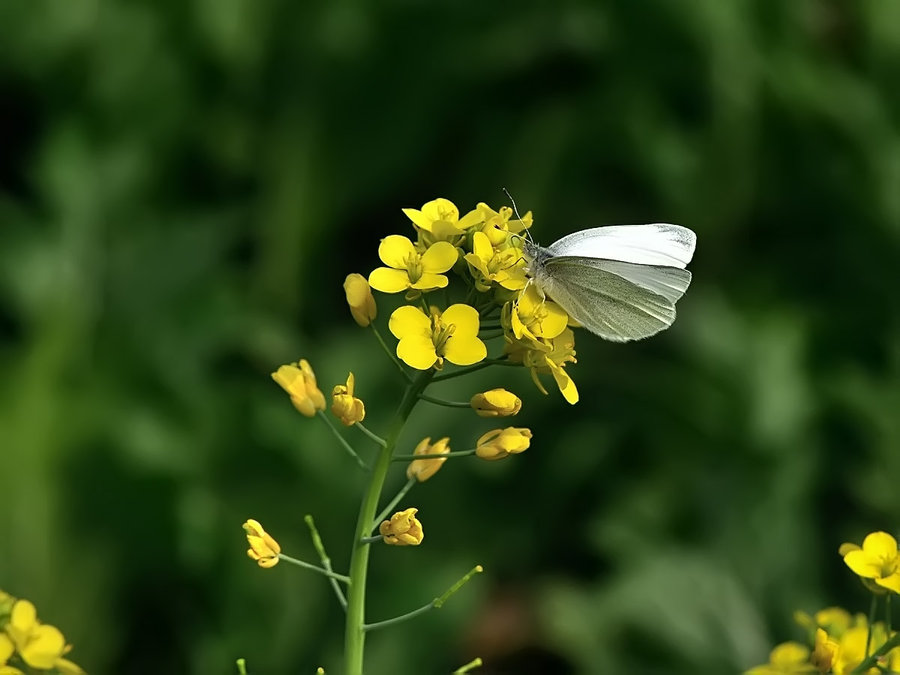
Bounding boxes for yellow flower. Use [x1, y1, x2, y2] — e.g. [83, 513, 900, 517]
[795, 607, 853, 639]
[368, 235, 458, 294]
[744, 642, 816, 674]
[842, 531, 900, 594]
[332, 372, 365, 425]
[3, 600, 83, 673]
[463, 231, 527, 292]
[475, 202, 532, 247]
[504, 284, 569, 341]
[470, 389, 522, 417]
[403, 198, 482, 245]
[0, 634, 18, 673]
[475, 427, 532, 460]
[389, 304, 487, 370]
[271, 360, 326, 417]
[243, 519, 281, 568]
[343, 273, 377, 326]
[406, 437, 451, 482]
[505, 328, 579, 404]
[379, 508, 424, 546]
[810, 629, 840, 673]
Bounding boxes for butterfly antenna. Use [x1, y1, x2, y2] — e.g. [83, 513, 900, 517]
[502, 187, 535, 244]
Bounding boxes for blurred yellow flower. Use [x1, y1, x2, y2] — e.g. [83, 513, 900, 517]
[505, 284, 569, 341]
[794, 607, 853, 639]
[809, 629, 839, 673]
[368, 235, 457, 294]
[379, 508, 424, 546]
[464, 231, 527, 292]
[244, 519, 281, 568]
[470, 389, 521, 417]
[744, 642, 815, 674]
[332, 372, 365, 425]
[343, 273, 377, 327]
[403, 198, 481, 245]
[506, 328, 578, 404]
[389, 304, 487, 370]
[476, 202, 532, 247]
[272, 360, 326, 417]
[3, 600, 83, 673]
[406, 436, 450, 482]
[475, 427, 532, 460]
[842, 531, 900, 594]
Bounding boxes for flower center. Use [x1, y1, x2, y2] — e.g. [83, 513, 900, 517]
[430, 311, 456, 354]
[404, 252, 424, 283]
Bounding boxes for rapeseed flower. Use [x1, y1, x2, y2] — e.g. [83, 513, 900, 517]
[744, 642, 815, 674]
[343, 273, 377, 327]
[505, 284, 569, 342]
[470, 389, 521, 417]
[809, 629, 839, 673]
[406, 437, 451, 482]
[403, 198, 482, 246]
[389, 304, 486, 370]
[332, 373, 365, 425]
[272, 360, 326, 417]
[475, 427, 532, 460]
[842, 531, 900, 594]
[475, 202, 532, 246]
[244, 519, 281, 568]
[506, 328, 578, 404]
[3, 600, 83, 673]
[368, 235, 457, 294]
[464, 232, 527, 292]
[379, 508, 424, 546]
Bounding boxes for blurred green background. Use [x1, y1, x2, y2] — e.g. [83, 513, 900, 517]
[2, 1, 899, 673]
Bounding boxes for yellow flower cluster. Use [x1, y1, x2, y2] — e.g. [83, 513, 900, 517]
[747, 531, 900, 675]
[0, 592, 84, 674]
[344, 197, 578, 403]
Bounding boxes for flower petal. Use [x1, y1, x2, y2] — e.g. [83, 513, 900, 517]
[402, 208, 430, 230]
[397, 335, 438, 370]
[378, 235, 416, 268]
[410, 272, 449, 290]
[389, 306, 431, 339]
[442, 303, 480, 335]
[862, 531, 898, 558]
[471, 231, 493, 261]
[20, 624, 66, 669]
[843, 550, 881, 579]
[420, 241, 458, 273]
[875, 573, 900, 594]
[421, 198, 458, 223]
[369, 267, 411, 293]
[444, 334, 487, 366]
[550, 361, 579, 404]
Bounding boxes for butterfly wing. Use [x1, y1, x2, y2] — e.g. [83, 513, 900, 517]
[547, 223, 696, 268]
[538, 257, 690, 341]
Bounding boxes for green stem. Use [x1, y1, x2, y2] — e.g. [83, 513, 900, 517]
[371, 477, 417, 533]
[418, 393, 471, 408]
[317, 411, 367, 469]
[363, 565, 482, 632]
[236, 658, 248, 675]
[432, 358, 518, 382]
[360, 535, 383, 544]
[371, 324, 411, 382]
[866, 594, 878, 659]
[355, 422, 387, 447]
[277, 553, 351, 583]
[392, 449, 476, 461]
[344, 370, 434, 675]
[453, 657, 484, 674]
[887, 593, 892, 638]
[304, 515, 347, 610]
[851, 631, 900, 673]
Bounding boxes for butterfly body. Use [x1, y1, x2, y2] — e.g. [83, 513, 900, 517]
[522, 223, 697, 342]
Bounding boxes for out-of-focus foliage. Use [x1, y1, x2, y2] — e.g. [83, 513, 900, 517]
[1, 1, 899, 673]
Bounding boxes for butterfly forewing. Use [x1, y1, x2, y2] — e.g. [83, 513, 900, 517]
[547, 223, 696, 268]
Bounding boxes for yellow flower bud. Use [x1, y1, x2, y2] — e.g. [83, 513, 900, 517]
[271, 359, 326, 417]
[343, 273, 377, 327]
[470, 389, 522, 417]
[810, 629, 839, 673]
[331, 372, 365, 425]
[475, 427, 532, 460]
[406, 436, 450, 482]
[379, 507, 424, 546]
[243, 519, 282, 568]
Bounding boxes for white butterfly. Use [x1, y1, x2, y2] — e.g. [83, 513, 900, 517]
[522, 223, 697, 342]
